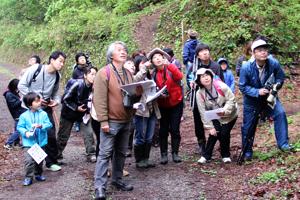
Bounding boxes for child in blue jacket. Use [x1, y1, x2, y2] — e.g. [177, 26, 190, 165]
[17, 92, 52, 186]
[217, 58, 235, 93]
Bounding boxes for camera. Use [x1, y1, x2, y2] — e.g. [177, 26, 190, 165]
[85, 52, 93, 68]
[121, 89, 133, 108]
[44, 98, 51, 103]
[161, 88, 169, 97]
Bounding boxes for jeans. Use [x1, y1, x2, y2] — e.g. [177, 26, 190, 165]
[159, 101, 183, 154]
[23, 147, 44, 178]
[242, 100, 289, 157]
[134, 113, 157, 145]
[203, 117, 237, 160]
[185, 62, 193, 90]
[57, 117, 96, 157]
[6, 120, 20, 145]
[94, 121, 130, 190]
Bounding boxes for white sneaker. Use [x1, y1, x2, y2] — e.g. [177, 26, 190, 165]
[197, 156, 207, 164]
[222, 157, 231, 163]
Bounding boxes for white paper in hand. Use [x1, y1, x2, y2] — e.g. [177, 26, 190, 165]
[204, 108, 224, 121]
[27, 143, 47, 164]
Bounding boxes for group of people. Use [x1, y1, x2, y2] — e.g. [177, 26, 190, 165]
[2, 29, 294, 200]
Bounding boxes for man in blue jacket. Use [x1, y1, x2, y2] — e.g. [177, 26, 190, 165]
[239, 39, 292, 160]
[182, 29, 200, 89]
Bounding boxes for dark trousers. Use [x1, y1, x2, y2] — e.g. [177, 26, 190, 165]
[24, 147, 43, 178]
[43, 107, 58, 167]
[193, 101, 205, 144]
[159, 101, 183, 154]
[57, 117, 95, 157]
[91, 118, 100, 158]
[203, 117, 237, 160]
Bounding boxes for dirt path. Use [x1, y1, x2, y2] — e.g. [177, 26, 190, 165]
[134, 11, 162, 52]
[0, 62, 299, 200]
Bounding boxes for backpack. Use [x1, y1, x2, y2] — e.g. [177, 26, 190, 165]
[29, 64, 60, 87]
[152, 67, 184, 96]
[198, 79, 225, 102]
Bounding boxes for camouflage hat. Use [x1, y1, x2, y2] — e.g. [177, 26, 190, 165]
[186, 29, 198, 37]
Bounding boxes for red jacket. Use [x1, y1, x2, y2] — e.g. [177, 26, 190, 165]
[155, 64, 183, 108]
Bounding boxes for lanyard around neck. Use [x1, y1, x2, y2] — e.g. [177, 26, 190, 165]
[111, 63, 129, 85]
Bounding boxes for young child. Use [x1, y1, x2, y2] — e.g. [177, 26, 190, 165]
[3, 79, 26, 149]
[217, 58, 235, 93]
[17, 92, 52, 186]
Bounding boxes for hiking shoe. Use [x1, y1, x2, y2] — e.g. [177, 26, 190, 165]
[3, 144, 13, 150]
[160, 153, 168, 165]
[111, 181, 133, 191]
[48, 164, 61, 172]
[87, 155, 97, 163]
[222, 157, 232, 163]
[280, 144, 296, 153]
[35, 175, 46, 181]
[172, 153, 182, 163]
[23, 178, 32, 186]
[197, 156, 207, 164]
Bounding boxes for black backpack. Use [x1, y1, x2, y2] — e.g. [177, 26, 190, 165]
[28, 64, 60, 87]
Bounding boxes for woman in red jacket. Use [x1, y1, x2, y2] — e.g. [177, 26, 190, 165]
[147, 48, 184, 164]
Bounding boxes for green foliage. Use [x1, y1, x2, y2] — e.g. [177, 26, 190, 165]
[250, 168, 287, 184]
[253, 149, 280, 161]
[156, 0, 300, 66]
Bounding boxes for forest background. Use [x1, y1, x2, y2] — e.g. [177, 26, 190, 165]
[0, 0, 299, 79]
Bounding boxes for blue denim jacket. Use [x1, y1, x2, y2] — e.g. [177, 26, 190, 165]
[238, 57, 285, 107]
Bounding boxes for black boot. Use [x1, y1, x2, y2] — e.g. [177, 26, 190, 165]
[160, 136, 168, 165]
[134, 145, 147, 168]
[144, 143, 155, 168]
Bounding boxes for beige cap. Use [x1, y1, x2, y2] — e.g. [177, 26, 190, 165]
[147, 48, 171, 61]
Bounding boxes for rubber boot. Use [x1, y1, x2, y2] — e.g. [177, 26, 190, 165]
[160, 135, 168, 165]
[144, 143, 155, 168]
[171, 135, 182, 163]
[134, 145, 147, 168]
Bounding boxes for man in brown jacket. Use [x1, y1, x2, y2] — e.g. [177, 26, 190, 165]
[94, 41, 142, 200]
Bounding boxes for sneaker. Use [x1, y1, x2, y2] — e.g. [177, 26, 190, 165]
[48, 164, 61, 172]
[87, 155, 97, 163]
[35, 175, 46, 181]
[222, 157, 231, 163]
[280, 144, 295, 153]
[3, 144, 13, 150]
[197, 156, 207, 164]
[23, 178, 32, 186]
